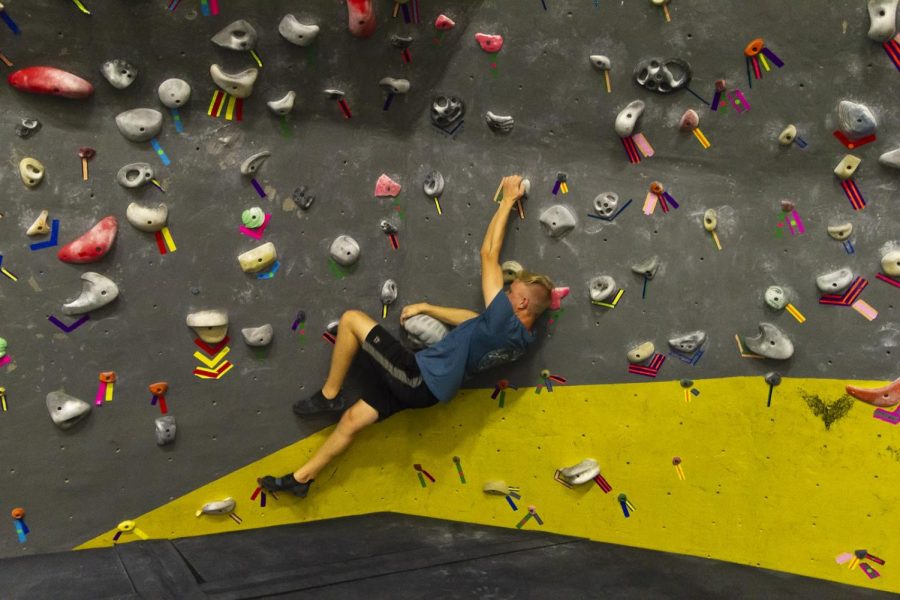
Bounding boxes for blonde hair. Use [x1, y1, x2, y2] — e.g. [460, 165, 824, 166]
[515, 270, 554, 316]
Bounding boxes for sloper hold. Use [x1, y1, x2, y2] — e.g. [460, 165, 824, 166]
[475, 33, 503, 53]
[423, 171, 444, 197]
[211, 20, 257, 51]
[116, 163, 154, 188]
[27, 210, 50, 236]
[668, 331, 706, 354]
[198, 498, 236, 516]
[155, 416, 177, 446]
[778, 125, 797, 146]
[501, 260, 523, 284]
[826, 223, 852, 241]
[126, 202, 168, 232]
[157, 78, 191, 108]
[237, 242, 277, 273]
[627, 341, 655, 363]
[764, 285, 788, 310]
[330, 235, 360, 267]
[8, 66, 94, 99]
[209, 64, 258, 99]
[868, 0, 899, 42]
[615, 100, 645, 137]
[539, 205, 576, 238]
[589, 55, 611, 70]
[631, 256, 659, 279]
[61, 272, 119, 315]
[186, 310, 229, 344]
[846, 377, 900, 407]
[403, 314, 449, 349]
[815, 267, 854, 293]
[833, 155, 861, 180]
[19, 158, 45, 188]
[347, 0, 376, 38]
[267, 91, 296, 115]
[115, 108, 163, 143]
[375, 174, 402, 197]
[878, 147, 900, 169]
[241, 324, 273, 347]
[47, 391, 91, 429]
[744, 322, 794, 360]
[379, 77, 410, 94]
[434, 14, 455, 30]
[837, 101, 877, 140]
[882, 250, 900, 276]
[240, 151, 270, 175]
[279, 15, 320, 46]
[100, 59, 138, 89]
[380, 280, 398, 305]
[485, 111, 514, 133]
[559, 459, 600, 485]
[57, 216, 118, 264]
[589, 276, 617, 302]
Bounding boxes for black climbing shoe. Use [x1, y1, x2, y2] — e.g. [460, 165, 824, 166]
[257, 474, 313, 498]
[293, 389, 353, 416]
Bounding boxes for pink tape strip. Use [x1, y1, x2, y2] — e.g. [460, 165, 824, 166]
[238, 214, 271, 240]
[642, 191, 657, 215]
[95, 383, 106, 406]
[632, 133, 655, 157]
[851, 299, 878, 321]
[0, 355, 10, 367]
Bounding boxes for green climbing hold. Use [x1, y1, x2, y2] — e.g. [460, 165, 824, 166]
[242, 207, 265, 228]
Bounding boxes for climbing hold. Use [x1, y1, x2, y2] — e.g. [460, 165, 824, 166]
[882, 250, 900, 276]
[379, 77, 410, 94]
[826, 223, 853, 241]
[57, 216, 118, 264]
[380, 279, 398, 305]
[667, 331, 706, 354]
[8, 66, 94, 99]
[403, 314, 449, 349]
[0, 338, 6, 359]
[589, 276, 617, 302]
[815, 268, 854, 293]
[474, 33, 503, 53]
[380, 220, 399, 235]
[375, 174, 402, 197]
[765, 372, 782, 386]
[501, 260, 523, 284]
[430, 95, 465, 129]
[614, 100, 645, 137]
[703, 209, 717, 232]
[26, 210, 50, 236]
[15, 118, 41, 139]
[116, 162, 155, 188]
[679, 109, 699, 131]
[744, 323, 794, 360]
[61, 272, 119, 315]
[482, 480, 511, 496]
[559, 459, 600, 485]
[323, 88, 345, 101]
[157, 78, 191, 108]
[19, 158, 45, 188]
[46, 391, 91, 430]
[346, 0, 376, 38]
[237, 242, 277, 273]
[241, 324, 273, 347]
[330, 235, 360, 267]
[764, 286, 788, 310]
[209, 64, 258, 98]
[846, 377, 900, 407]
[390, 34, 413, 50]
[186, 310, 229, 344]
[593, 192, 619, 218]
[633, 57, 691, 93]
[435, 14, 455, 30]
[878, 147, 900, 169]
[589, 55, 611, 70]
[867, 0, 899, 41]
[211, 19, 257, 51]
[627, 341, 655, 363]
[241, 207, 265, 229]
[126, 203, 168, 232]
[197, 498, 236, 516]
[292, 186, 315, 210]
[423, 171, 445, 197]
[484, 111, 514, 133]
[279, 15, 320, 46]
[651, 0, 670, 4]
[833, 155, 861, 180]
[780, 199, 795, 213]
[715, 79, 727, 92]
[155, 416, 177, 446]
[539, 205, 577, 238]
[240, 151, 270, 175]
[114, 108, 163, 143]
[550, 287, 570, 310]
[778, 125, 797, 146]
[100, 59, 137, 89]
[680, 379, 693, 388]
[837, 101, 877, 140]
[631, 256, 659, 280]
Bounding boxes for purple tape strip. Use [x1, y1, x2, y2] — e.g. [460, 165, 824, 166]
[760, 47, 784, 68]
[250, 178, 267, 198]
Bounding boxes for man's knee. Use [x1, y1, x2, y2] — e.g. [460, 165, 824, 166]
[339, 401, 377, 433]
[339, 310, 374, 338]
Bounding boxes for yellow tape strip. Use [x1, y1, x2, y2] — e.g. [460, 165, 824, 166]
[225, 95, 236, 121]
[105, 382, 114, 402]
[161, 227, 177, 252]
[785, 303, 806, 324]
[760, 54, 771, 71]
[693, 128, 711, 148]
[193, 346, 230, 368]
[207, 91, 220, 116]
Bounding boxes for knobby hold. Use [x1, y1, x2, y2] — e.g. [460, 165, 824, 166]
[61, 272, 119, 315]
[403, 314, 449, 349]
[815, 267, 854, 293]
[16, 118, 41, 138]
[423, 171, 445, 197]
[834, 155, 861, 180]
[634, 57, 691, 93]
[292, 186, 315, 210]
[679, 109, 699, 131]
[158, 78, 191, 108]
[19, 158, 44, 188]
[484, 111, 514, 133]
[211, 19, 258, 51]
[668, 331, 706, 354]
[78, 147, 95, 161]
[380, 219, 398, 235]
[474, 33, 503, 53]
[346, 0, 376, 38]
[330, 235, 360, 267]
[375, 174, 402, 197]
[703, 209, 717, 232]
[380, 279, 398, 305]
[559, 459, 600, 485]
[186, 309, 229, 344]
[778, 125, 797, 146]
[149, 382, 169, 396]
[197, 498, 236, 516]
[593, 192, 619, 217]
[780, 199, 795, 213]
[744, 322, 794, 360]
[115, 108, 163, 143]
[878, 147, 900, 169]
[883, 250, 900, 276]
[868, 0, 899, 41]
[57, 216, 118, 264]
[627, 341, 655, 363]
[279, 15, 320, 46]
[826, 223, 853, 241]
[8, 66, 94, 99]
[680, 379, 693, 388]
[116, 162, 154, 188]
[765, 372, 782, 387]
[0, 337, 6, 359]
[46, 391, 91, 430]
[237, 242, 277, 273]
[265, 91, 296, 117]
[99, 372, 117, 384]
[209, 64, 258, 98]
[764, 285, 788, 310]
[434, 14, 455, 30]
[240, 151, 270, 175]
[431, 95, 465, 128]
[323, 88, 345, 100]
[631, 256, 659, 279]
[390, 34, 413, 50]
[589, 55, 611, 71]
[26, 210, 50, 236]
[615, 100, 645, 137]
[100, 59, 137, 89]
[155, 416, 177, 446]
[539, 205, 576, 238]
[379, 77, 410, 94]
[241, 324, 273, 347]
[715, 79, 727, 92]
[242, 207, 265, 228]
[837, 101, 877, 140]
[589, 275, 617, 302]
[126, 202, 168, 232]
[501, 260, 523, 284]
[846, 377, 900, 407]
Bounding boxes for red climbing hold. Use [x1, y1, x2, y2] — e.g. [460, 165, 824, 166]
[346, 0, 375, 38]
[8, 66, 94, 99]
[846, 377, 900, 408]
[374, 174, 402, 197]
[435, 14, 456, 30]
[550, 287, 570, 310]
[57, 216, 118, 264]
[475, 33, 503, 53]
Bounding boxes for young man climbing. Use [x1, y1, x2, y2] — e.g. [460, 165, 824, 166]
[259, 175, 553, 497]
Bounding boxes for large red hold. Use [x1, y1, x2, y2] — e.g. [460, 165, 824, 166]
[346, 0, 375, 38]
[8, 66, 94, 99]
[374, 174, 401, 197]
[58, 216, 118, 264]
[475, 33, 503, 53]
[846, 377, 900, 408]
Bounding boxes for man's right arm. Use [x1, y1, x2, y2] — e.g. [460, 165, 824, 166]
[401, 303, 479, 327]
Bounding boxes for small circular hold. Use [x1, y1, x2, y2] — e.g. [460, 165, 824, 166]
[11, 507, 25, 520]
[703, 209, 717, 232]
[765, 372, 782, 386]
[672, 457, 682, 465]
[679, 379, 693, 388]
[650, 181, 664, 195]
[540, 369, 551, 379]
[744, 37, 764, 57]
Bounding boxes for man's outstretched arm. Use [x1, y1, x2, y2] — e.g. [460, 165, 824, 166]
[480, 176, 524, 306]
[401, 303, 479, 327]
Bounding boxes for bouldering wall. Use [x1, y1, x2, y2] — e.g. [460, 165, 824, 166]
[0, 0, 898, 593]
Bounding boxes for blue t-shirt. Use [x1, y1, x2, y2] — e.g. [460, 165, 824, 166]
[414, 291, 535, 402]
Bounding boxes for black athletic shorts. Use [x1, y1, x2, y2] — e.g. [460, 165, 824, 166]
[357, 325, 439, 420]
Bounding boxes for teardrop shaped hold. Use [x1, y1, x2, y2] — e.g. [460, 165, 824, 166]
[61, 272, 120, 315]
[57, 216, 118, 264]
[186, 310, 229, 343]
[279, 15, 320, 46]
[114, 108, 163, 143]
[615, 100, 645, 137]
[8, 66, 94, 99]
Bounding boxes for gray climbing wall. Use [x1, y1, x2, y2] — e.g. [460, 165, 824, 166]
[0, 0, 897, 558]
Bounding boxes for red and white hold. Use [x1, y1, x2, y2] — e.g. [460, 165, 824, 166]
[8, 66, 94, 99]
[475, 33, 503, 53]
[346, 0, 375, 38]
[435, 14, 456, 30]
[57, 216, 118, 264]
[374, 174, 401, 197]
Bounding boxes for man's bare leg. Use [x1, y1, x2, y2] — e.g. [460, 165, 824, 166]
[292, 400, 379, 483]
[322, 309, 378, 399]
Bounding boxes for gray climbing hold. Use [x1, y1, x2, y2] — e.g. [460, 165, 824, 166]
[403, 314, 449, 349]
[330, 235, 360, 267]
[882, 250, 900, 276]
[589, 276, 617, 302]
[703, 209, 717, 232]
[237, 242, 277, 273]
[16, 117, 41, 138]
[116, 162, 154, 188]
[764, 285, 788, 310]
[868, 0, 899, 41]
[627, 341, 655, 363]
[744, 323, 794, 360]
[157, 78, 191, 108]
[680, 379, 693, 388]
[211, 19, 258, 51]
[765, 372, 782, 386]
[241, 324, 273, 347]
[593, 192, 619, 218]
[155, 416, 177, 446]
[539, 205, 576, 238]
[633, 57, 692, 93]
[240, 151, 270, 175]
[379, 77, 410, 94]
[267, 91, 296, 115]
[878, 147, 900, 169]
[815, 268, 854, 293]
[209, 64, 258, 99]
[380, 280, 398, 305]
[631, 256, 659, 280]
[126, 202, 168, 232]
[61, 272, 119, 315]
[100, 59, 138, 89]
[186, 309, 229, 344]
[589, 55, 611, 70]
[423, 171, 445, 197]
[46, 391, 91, 430]
[559, 459, 600, 485]
[323, 89, 345, 100]
[431, 95, 465, 128]
[115, 108, 163, 143]
[279, 14, 320, 46]
[615, 100, 645, 137]
[485, 111, 514, 133]
[293, 186, 315, 210]
[19, 158, 44, 188]
[827, 223, 853, 241]
[380, 219, 398, 235]
[198, 498, 236, 516]
[778, 125, 797, 146]
[667, 331, 706, 354]
[501, 260, 523, 284]
[837, 101, 877, 140]
[390, 34, 413, 49]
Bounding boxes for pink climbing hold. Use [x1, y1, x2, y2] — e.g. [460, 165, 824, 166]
[346, 0, 376, 38]
[8, 66, 94, 99]
[549, 287, 570, 310]
[435, 14, 456, 30]
[374, 174, 401, 197]
[846, 377, 900, 408]
[475, 33, 503, 53]
[57, 216, 118, 264]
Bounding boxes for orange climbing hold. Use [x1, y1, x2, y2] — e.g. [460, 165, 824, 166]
[846, 377, 900, 408]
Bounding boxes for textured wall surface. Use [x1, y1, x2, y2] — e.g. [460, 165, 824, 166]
[0, 0, 897, 577]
